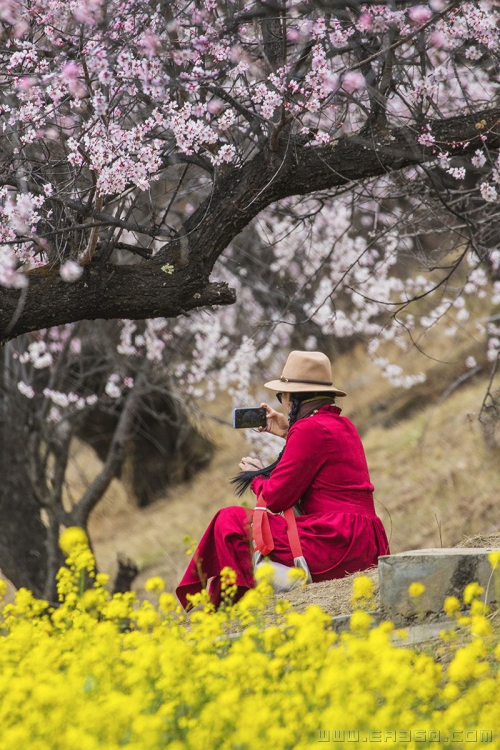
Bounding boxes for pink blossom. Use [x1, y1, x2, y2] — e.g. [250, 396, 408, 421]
[480, 183, 498, 202]
[492, 282, 500, 305]
[60, 261, 83, 282]
[17, 381, 35, 399]
[465, 46, 483, 61]
[487, 338, 500, 362]
[472, 150, 486, 168]
[17, 77, 36, 91]
[105, 379, 122, 398]
[322, 73, 339, 93]
[0, 246, 28, 289]
[409, 6, 432, 25]
[62, 62, 79, 80]
[417, 132, 435, 147]
[207, 99, 223, 115]
[48, 407, 61, 423]
[447, 166, 466, 180]
[437, 152, 451, 168]
[140, 32, 161, 57]
[98, 69, 112, 85]
[429, 30, 446, 48]
[357, 13, 373, 33]
[2, 0, 500, 402]
[342, 71, 365, 94]
[210, 144, 237, 166]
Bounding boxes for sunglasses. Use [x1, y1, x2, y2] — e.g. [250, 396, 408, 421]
[276, 392, 283, 404]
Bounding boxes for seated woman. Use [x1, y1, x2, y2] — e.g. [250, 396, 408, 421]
[176, 350, 390, 610]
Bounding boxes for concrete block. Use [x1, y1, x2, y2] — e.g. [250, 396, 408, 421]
[378, 548, 500, 623]
[391, 618, 459, 647]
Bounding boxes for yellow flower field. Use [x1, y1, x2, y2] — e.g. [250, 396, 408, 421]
[0, 532, 499, 749]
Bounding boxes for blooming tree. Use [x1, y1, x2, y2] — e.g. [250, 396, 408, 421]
[1, 0, 500, 342]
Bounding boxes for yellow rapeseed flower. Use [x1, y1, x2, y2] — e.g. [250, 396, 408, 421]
[254, 562, 276, 584]
[182, 535, 198, 556]
[287, 567, 307, 582]
[408, 582, 425, 598]
[470, 599, 490, 616]
[1, 538, 500, 748]
[448, 646, 479, 682]
[444, 596, 461, 616]
[158, 593, 179, 615]
[471, 614, 492, 638]
[144, 577, 165, 594]
[59, 526, 89, 556]
[350, 610, 373, 633]
[463, 582, 484, 605]
[352, 575, 375, 600]
[488, 551, 500, 570]
[274, 599, 291, 616]
[442, 683, 460, 701]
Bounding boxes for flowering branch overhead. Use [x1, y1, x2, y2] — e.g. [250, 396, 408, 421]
[1, 0, 500, 375]
[2, 102, 500, 340]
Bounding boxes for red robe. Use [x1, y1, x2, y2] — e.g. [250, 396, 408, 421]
[176, 404, 390, 609]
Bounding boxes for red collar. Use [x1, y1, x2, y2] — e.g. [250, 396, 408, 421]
[323, 404, 342, 415]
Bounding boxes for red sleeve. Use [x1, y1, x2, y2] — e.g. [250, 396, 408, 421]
[250, 419, 328, 513]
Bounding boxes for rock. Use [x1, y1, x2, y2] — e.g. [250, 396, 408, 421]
[390, 618, 459, 647]
[378, 547, 500, 623]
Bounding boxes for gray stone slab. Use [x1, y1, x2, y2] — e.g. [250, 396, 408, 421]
[391, 619, 458, 647]
[378, 547, 500, 623]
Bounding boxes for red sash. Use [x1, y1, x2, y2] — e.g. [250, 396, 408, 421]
[252, 493, 304, 559]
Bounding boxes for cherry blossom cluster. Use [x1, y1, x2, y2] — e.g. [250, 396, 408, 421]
[67, 116, 163, 194]
[2, 0, 500, 282]
[242, 175, 499, 388]
[11, 324, 127, 425]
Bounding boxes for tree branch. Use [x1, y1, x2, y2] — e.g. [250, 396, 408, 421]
[72, 374, 145, 527]
[0, 263, 235, 341]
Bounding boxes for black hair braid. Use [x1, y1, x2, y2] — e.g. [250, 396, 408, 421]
[230, 391, 336, 497]
[287, 395, 302, 427]
[229, 450, 284, 497]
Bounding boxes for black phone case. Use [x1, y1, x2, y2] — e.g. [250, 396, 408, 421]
[233, 407, 267, 429]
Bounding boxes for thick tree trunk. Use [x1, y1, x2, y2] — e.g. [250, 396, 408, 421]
[0, 390, 48, 597]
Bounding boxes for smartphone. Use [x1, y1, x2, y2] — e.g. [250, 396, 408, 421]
[233, 407, 267, 429]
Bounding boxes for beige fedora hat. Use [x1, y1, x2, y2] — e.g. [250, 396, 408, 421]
[264, 351, 347, 396]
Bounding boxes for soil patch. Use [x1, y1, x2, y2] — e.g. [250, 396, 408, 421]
[268, 566, 379, 619]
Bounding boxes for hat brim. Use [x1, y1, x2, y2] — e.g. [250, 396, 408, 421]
[264, 379, 347, 397]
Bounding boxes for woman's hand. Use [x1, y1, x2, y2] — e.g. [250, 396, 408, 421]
[239, 457, 264, 472]
[258, 402, 288, 439]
